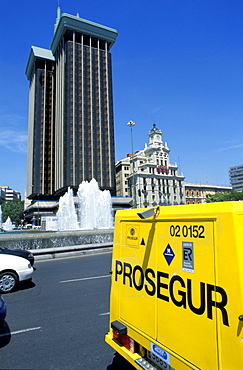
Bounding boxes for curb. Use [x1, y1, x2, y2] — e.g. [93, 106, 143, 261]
[30, 243, 113, 261]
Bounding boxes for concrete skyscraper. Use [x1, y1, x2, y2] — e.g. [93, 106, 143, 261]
[26, 8, 118, 199]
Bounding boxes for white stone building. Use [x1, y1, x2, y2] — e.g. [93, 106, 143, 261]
[115, 156, 131, 197]
[116, 124, 185, 207]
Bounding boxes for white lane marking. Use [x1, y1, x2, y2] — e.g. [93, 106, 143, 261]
[0, 326, 41, 338]
[99, 312, 110, 316]
[59, 274, 110, 284]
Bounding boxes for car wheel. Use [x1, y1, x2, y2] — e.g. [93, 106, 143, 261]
[0, 272, 18, 293]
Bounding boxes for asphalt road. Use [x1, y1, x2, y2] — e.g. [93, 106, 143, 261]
[0, 252, 134, 370]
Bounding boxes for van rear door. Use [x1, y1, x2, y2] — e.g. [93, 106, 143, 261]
[119, 220, 157, 339]
[156, 219, 218, 369]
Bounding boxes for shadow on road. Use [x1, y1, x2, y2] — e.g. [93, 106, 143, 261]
[1, 279, 36, 295]
[0, 320, 11, 348]
[18, 279, 36, 291]
[107, 353, 135, 370]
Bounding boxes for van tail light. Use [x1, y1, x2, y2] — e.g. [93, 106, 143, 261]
[112, 330, 138, 353]
[111, 320, 138, 354]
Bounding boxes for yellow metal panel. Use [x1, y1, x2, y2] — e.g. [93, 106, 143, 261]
[156, 220, 217, 369]
[119, 221, 157, 338]
[214, 211, 243, 369]
[108, 202, 243, 369]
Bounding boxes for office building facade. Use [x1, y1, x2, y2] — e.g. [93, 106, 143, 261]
[0, 186, 21, 204]
[26, 47, 55, 197]
[229, 165, 243, 191]
[26, 8, 118, 198]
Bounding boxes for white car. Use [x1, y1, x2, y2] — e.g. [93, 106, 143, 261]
[0, 254, 34, 293]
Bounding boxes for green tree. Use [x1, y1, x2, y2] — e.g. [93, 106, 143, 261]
[1, 199, 24, 225]
[206, 190, 243, 203]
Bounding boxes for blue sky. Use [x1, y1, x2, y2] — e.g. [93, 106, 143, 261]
[0, 0, 242, 197]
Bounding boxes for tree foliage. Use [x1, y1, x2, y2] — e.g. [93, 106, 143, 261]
[206, 190, 243, 203]
[1, 199, 24, 224]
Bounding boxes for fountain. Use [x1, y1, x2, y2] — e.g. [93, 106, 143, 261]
[3, 216, 13, 231]
[56, 179, 113, 231]
[0, 180, 113, 253]
[56, 187, 78, 230]
[78, 178, 113, 229]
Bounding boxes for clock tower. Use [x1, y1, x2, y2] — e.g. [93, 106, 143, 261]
[148, 123, 163, 147]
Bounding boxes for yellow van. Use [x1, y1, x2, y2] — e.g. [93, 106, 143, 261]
[105, 202, 243, 369]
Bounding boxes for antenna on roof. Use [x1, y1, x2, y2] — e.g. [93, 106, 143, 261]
[54, 5, 61, 33]
[76, 1, 80, 17]
[178, 156, 181, 174]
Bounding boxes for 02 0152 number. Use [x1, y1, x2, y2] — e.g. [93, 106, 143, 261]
[170, 224, 205, 238]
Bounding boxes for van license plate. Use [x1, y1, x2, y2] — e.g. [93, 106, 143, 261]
[148, 351, 174, 370]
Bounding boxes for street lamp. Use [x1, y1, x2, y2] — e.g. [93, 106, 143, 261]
[127, 121, 137, 208]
